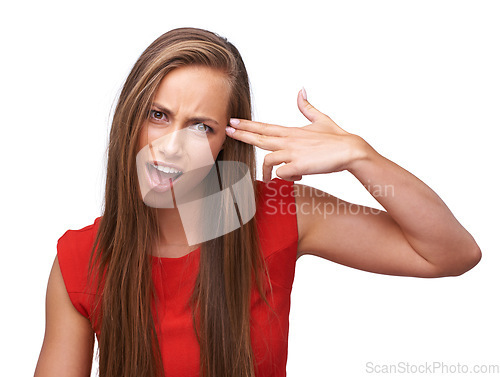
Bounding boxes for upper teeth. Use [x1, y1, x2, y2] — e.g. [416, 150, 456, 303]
[151, 164, 182, 174]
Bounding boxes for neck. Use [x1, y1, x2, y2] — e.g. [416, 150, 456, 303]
[155, 207, 189, 245]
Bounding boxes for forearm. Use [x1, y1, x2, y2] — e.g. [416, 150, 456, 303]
[346, 136, 481, 274]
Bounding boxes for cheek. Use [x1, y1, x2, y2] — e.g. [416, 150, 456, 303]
[138, 124, 168, 150]
[136, 125, 148, 154]
[209, 135, 226, 159]
[139, 121, 156, 143]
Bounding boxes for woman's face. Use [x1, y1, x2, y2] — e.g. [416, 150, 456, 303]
[136, 65, 231, 208]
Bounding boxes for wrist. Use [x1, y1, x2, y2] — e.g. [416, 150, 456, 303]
[345, 135, 380, 175]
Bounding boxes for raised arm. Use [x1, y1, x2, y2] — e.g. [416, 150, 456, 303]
[293, 160, 481, 277]
[225, 88, 481, 277]
[34, 256, 95, 377]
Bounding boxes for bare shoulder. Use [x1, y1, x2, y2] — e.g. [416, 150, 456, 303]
[34, 256, 95, 377]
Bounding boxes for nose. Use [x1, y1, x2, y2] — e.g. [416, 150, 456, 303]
[157, 125, 185, 158]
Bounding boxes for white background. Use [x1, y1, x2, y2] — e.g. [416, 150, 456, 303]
[1, 1, 499, 376]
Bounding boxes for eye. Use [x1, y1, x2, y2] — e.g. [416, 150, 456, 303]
[192, 122, 213, 133]
[149, 110, 167, 122]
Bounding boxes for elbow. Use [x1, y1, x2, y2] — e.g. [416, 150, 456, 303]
[457, 244, 482, 276]
[441, 244, 482, 277]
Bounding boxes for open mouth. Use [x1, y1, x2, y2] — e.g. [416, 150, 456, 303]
[146, 162, 184, 188]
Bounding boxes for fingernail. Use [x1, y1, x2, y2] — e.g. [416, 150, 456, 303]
[229, 118, 240, 126]
[226, 126, 235, 135]
[301, 87, 307, 101]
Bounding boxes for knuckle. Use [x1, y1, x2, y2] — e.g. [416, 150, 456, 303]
[293, 161, 302, 172]
[284, 135, 299, 148]
[304, 101, 314, 109]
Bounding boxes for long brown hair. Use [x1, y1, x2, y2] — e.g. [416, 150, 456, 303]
[86, 27, 277, 377]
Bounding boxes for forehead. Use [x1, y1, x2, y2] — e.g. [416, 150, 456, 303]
[153, 65, 231, 120]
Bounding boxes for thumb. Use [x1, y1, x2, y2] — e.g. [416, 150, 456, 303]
[297, 87, 323, 123]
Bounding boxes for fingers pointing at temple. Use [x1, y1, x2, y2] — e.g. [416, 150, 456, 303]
[225, 119, 288, 150]
[225, 88, 350, 150]
[228, 118, 288, 137]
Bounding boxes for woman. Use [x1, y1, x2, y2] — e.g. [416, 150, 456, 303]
[34, 27, 481, 377]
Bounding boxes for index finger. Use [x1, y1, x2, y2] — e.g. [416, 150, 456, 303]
[229, 118, 290, 137]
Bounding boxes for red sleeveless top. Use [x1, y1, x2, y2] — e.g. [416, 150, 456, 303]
[56, 178, 298, 376]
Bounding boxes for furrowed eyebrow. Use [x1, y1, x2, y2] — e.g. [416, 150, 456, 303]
[151, 102, 220, 127]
